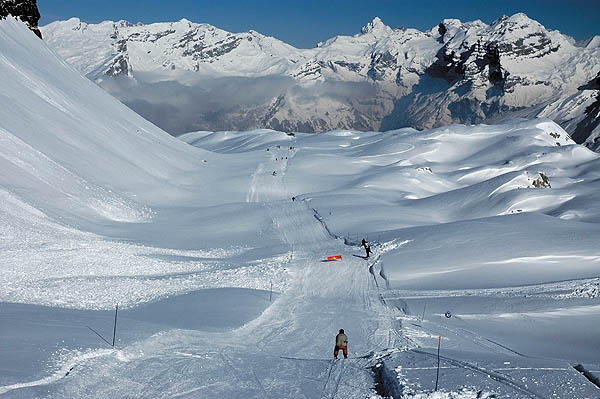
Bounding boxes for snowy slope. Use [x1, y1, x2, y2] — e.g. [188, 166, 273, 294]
[2, 17, 600, 399]
[0, 16, 287, 310]
[0, 16, 272, 219]
[41, 14, 600, 147]
[183, 120, 600, 288]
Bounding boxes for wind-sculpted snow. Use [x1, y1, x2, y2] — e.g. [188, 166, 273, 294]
[2, 18, 600, 398]
[183, 121, 600, 289]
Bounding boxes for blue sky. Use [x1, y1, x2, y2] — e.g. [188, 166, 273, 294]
[39, 0, 600, 48]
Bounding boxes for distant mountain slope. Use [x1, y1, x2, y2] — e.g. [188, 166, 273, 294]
[41, 14, 600, 148]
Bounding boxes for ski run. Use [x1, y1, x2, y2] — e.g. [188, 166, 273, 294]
[1, 16, 600, 399]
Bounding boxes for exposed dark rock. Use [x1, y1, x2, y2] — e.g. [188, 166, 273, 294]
[549, 131, 561, 139]
[425, 48, 463, 82]
[104, 38, 130, 76]
[106, 54, 129, 77]
[438, 23, 447, 39]
[0, 0, 42, 39]
[293, 60, 322, 79]
[572, 93, 600, 145]
[532, 172, 551, 188]
[569, 71, 600, 148]
[368, 50, 398, 81]
[200, 37, 242, 59]
[333, 60, 362, 73]
[261, 95, 286, 124]
[267, 117, 330, 134]
[578, 71, 600, 91]
[426, 39, 508, 88]
[480, 43, 506, 87]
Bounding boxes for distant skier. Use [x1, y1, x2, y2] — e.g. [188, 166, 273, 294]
[334, 329, 348, 359]
[361, 239, 370, 258]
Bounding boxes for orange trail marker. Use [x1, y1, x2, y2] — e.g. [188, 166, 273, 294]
[326, 255, 342, 261]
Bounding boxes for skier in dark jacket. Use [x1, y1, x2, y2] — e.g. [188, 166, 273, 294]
[334, 329, 348, 359]
[362, 238, 371, 258]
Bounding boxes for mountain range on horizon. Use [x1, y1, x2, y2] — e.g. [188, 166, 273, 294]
[39, 12, 600, 150]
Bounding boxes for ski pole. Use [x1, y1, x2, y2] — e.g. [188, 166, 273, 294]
[112, 304, 118, 348]
[435, 336, 441, 391]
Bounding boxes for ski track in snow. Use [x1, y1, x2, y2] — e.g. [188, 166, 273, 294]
[2, 140, 597, 398]
[236, 146, 557, 398]
[0, 349, 114, 396]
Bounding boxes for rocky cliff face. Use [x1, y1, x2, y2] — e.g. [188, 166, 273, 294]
[0, 0, 41, 39]
[41, 14, 600, 150]
[571, 72, 600, 150]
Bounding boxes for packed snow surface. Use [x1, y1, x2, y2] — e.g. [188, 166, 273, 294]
[1, 18, 600, 398]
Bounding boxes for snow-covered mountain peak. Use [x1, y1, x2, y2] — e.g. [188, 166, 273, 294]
[442, 12, 562, 54]
[114, 19, 128, 27]
[490, 12, 551, 39]
[41, 14, 600, 145]
[584, 35, 600, 50]
[495, 12, 538, 25]
[360, 16, 392, 36]
[64, 16, 81, 26]
[43, 17, 303, 80]
[440, 18, 462, 25]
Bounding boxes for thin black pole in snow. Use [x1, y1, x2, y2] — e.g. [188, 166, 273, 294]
[434, 336, 441, 391]
[269, 281, 273, 302]
[421, 303, 426, 322]
[112, 304, 118, 348]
